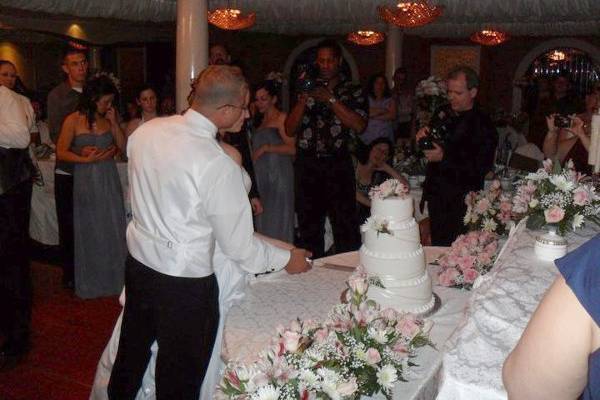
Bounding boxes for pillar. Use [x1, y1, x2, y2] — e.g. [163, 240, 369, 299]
[385, 24, 403, 84]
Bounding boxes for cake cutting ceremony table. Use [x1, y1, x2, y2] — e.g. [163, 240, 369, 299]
[29, 158, 130, 245]
[221, 221, 599, 399]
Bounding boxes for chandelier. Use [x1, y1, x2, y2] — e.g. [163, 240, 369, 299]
[470, 29, 509, 46]
[347, 30, 385, 46]
[548, 50, 567, 61]
[208, 7, 256, 30]
[378, 1, 443, 28]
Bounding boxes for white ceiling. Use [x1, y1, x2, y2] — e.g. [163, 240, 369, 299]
[1, 0, 599, 37]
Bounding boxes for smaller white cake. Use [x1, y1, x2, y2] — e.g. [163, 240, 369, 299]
[361, 179, 434, 314]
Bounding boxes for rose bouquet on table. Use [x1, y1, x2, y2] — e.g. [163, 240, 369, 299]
[415, 76, 448, 129]
[463, 180, 514, 235]
[437, 231, 499, 290]
[219, 267, 434, 400]
[512, 159, 600, 236]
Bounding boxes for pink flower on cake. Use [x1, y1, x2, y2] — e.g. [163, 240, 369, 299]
[544, 205, 565, 224]
[463, 268, 479, 284]
[438, 267, 460, 287]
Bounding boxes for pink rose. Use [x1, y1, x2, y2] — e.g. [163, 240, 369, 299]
[477, 252, 492, 265]
[282, 330, 302, 353]
[313, 328, 329, 343]
[392, 342, 409, 358]
[463, 268, 480, 283]
[457, 255, 476, 271]
[475, 198, 491, 214]
[573, 188, 591, 206]
[365, 348, 382, 365]
[337, 379, 359, 396]
[396, 315, 421, 339]
[491, 179, 501, 190]
[544, 206, 565, 224]
[439, 267, 460, 287]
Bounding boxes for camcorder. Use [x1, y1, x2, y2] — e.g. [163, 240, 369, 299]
[554, 114, 572, 129]
[417, 106, 455, 151]
[295, 64, 324, 92]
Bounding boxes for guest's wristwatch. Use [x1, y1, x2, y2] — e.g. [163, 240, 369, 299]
[328, 96, 338, 105]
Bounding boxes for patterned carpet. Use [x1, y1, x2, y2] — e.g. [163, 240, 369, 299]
[0, 262, 121, 400]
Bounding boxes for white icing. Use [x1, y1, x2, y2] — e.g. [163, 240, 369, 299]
[371, 196, 413, 222]
[362, 223, 420, 254]
[360, 246, 425, 280]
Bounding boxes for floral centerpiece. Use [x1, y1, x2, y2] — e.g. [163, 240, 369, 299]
[437, 231, 499, 290]
[512, 159, 600, 236]
[463, 180, 514, 235]
[368, 178, 409, 200]
[415, 76, 448, 128]
[219, 267, 434, 400]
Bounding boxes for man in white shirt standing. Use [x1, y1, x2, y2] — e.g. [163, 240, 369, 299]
[0, 80, 36, 369]
[107, 66, 311, 399]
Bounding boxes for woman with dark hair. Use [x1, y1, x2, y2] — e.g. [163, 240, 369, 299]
[362, 73, 397, 144]
[251, 80, 296, 242]
[125, 84, 159, 136]
[355, 137, 406, 224]
[56, 75, 127, 299]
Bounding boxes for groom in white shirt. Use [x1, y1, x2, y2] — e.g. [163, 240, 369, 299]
[107, 66, 311, 400]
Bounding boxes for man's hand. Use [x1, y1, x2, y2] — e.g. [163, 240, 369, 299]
[284, 248, 313, 274]
[423, 142, 444, 162]
[310, 86, 334, 104]
[250, 197, 263, 215]
[415, 127, 430, 141]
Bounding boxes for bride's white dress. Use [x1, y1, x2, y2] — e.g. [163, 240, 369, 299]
[89, 166, 284, 400]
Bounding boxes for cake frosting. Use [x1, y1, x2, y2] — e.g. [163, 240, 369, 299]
[361, 179, 434, 314]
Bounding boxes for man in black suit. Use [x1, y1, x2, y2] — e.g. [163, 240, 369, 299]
[417, 66, 498, 246]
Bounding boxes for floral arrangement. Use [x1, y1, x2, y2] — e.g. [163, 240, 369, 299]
[463, 180, 514, 235]
[415, 76, 448, 128]
[437, 231, 499, 290]
[512, 159, 600, 236]
[369, 179, 409, 200]
[219, 267, 434, 400]
[93, 71, 121, 92]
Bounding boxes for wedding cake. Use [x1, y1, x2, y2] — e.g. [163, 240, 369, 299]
[360, 179, 435, 314]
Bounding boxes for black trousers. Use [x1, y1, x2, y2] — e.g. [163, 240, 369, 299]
[295, 155, 360, 258]
[428, 193, 467, 246]
[108, 256, 219, 400]
[0, 180, 33, 348]
[54, 172, 74, 283]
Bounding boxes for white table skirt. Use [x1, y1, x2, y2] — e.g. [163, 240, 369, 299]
[436, 221, 599, 400]
[29, 158, 129, 245]
[222, 248, 470, 400]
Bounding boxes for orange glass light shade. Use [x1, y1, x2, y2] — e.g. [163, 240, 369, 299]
[347, 30, 385, 46]
[378, 1, 443, 28]
[208, 8, 256, 30]
[470, 29, 509, 46]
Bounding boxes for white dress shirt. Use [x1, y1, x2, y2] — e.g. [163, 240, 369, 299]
[0, 85, 34, 149]
[126, 109, 290, 278]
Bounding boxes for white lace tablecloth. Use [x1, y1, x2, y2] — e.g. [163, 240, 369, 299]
[436, 221, 599, 400]
[29, 158, 129, 245]
[222, 248, 470, 400]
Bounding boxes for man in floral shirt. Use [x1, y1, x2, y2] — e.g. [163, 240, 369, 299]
[286, 39, 367, 258]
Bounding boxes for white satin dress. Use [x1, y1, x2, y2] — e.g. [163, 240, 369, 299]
[89, 167, 269, 400]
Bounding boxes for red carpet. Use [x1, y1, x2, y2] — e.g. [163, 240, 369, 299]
[0, 262, 121, 400]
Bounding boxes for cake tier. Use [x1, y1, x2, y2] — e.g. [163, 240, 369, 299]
[361, 218, 420, 254]
[366, 273, 434, 315]
[360, 245, 426, 282]
[371, 196, 413, 222]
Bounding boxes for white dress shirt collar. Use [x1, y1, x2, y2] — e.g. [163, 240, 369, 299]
[183, 108, 218, 139]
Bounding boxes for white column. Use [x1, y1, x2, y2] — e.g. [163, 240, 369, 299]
[385, 24, 403, 84]
[176, 0, 209, 112]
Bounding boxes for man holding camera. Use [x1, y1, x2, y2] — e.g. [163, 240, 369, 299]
[417, 66, 497, 246]
[286, 39, 367, 258]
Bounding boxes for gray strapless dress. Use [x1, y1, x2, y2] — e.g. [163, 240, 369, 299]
[251, 127, 294, 242]
[72, 132, 126, 299]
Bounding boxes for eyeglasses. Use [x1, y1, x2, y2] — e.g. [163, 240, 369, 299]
[217, 103, 249, 112]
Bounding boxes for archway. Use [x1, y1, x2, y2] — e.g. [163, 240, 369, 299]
[512, 38, 600, 113]
[281, 38, 360, 111]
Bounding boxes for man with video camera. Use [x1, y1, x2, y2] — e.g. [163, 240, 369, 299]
[416, 66, 497, 246]
[286, 39, 367, 258]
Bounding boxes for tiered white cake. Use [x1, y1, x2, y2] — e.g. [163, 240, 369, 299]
[360, 180, 435, 314]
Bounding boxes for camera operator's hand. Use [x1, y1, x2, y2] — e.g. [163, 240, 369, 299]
[423, 142, 444, 162]
[545, 114, 558, 133]
[310, 86, 334, 104]
[416, 127, 430, 141]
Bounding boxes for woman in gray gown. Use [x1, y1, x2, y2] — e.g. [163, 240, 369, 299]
[251, 80, 296, 242]
[56, 75, 127, 299]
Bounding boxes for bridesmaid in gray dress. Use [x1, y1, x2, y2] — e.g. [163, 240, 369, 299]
[56, 75, 127, 299]
[251, 80, 296, 242]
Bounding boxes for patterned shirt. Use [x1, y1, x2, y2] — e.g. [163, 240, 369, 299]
[297, 76, 367, 156]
